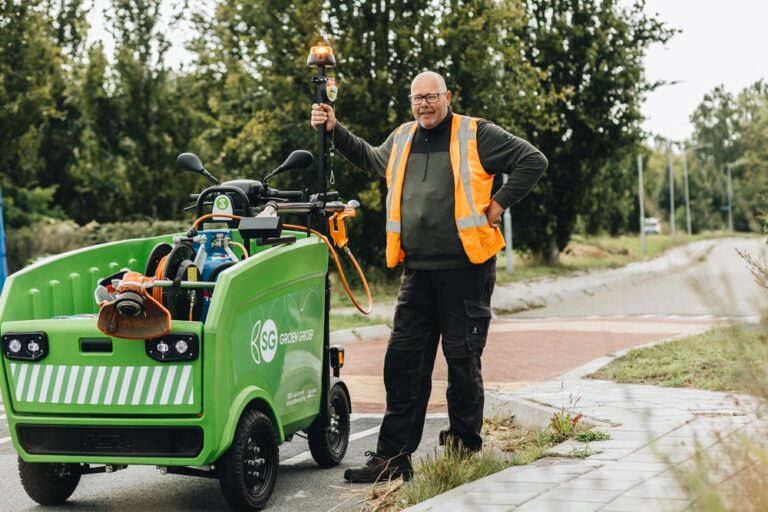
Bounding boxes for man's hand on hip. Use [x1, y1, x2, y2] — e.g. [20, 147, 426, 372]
[485, 199, 504, 227]
[311, 103, 336, 131]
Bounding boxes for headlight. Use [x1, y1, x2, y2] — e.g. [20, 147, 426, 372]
[145, 333, 198, 362]
[3, 332, 49, 361]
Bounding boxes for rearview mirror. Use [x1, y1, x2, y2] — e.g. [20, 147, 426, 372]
[177, 153, 218, 184]
[265, 150, 315, 181]
[177, 153, 204, 173]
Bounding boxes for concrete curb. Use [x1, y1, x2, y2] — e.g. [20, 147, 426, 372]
[408, 321, 759, 512]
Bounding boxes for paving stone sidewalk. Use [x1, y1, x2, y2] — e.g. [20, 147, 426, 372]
[408, 357, 764, 512]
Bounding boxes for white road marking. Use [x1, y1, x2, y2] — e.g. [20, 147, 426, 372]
[0, 413, 6, 421]
[0, 437, 11, 445]
[282, 424, 382, 466]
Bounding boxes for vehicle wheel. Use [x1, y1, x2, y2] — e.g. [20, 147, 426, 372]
[18, 458, 81, 505]
[308, 384, 350, 467]
[219, 409, 279, 511]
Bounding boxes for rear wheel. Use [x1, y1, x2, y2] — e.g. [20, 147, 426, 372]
[219, 409, 279, 511]
[18, 459, 81, 505]
[308, 384, 350, 467]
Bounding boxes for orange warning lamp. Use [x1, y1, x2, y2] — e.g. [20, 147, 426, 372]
[307, 43, 336, 67]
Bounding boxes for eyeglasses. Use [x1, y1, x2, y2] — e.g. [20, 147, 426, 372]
[408, 92, 447, 105]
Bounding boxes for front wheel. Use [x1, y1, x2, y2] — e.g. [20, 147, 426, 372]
[308, 383, 351, 467]
[219, 409, 279, 511]
[18, 459, 81, 505]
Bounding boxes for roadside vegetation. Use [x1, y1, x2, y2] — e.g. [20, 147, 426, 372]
[356, 410, 609, 511]
[591, 214, 768, 511]
[588, 325, 768, 394]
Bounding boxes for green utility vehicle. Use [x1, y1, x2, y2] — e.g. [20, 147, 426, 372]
[0, 149, 365, 511]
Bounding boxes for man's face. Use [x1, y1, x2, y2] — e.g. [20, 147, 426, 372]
[410, 75, 452, 129]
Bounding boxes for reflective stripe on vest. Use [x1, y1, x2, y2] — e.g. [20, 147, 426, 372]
[384, 114, 505, 267]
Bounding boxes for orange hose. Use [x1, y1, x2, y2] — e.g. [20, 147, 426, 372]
[152, 255, 168, 302]
[284, 224, 373, 315]
[231, 241, 249, 259]
[190, 213, 372, 315]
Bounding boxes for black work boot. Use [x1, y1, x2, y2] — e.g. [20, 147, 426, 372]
[438, 429, 481, 454]
[343, 451, 413, 483]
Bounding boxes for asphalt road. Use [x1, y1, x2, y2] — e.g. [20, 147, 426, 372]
[0, 410, 447, 511]
[0, 237, 765, 511]
[512, 237, 767, 319]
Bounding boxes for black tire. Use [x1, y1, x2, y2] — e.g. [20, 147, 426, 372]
[308, 384, 350, 467]
[219, 409, 279, 511]
[18, 458, 81, 505]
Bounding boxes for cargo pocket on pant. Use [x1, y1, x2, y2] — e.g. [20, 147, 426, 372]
[464, 299, 492, 352]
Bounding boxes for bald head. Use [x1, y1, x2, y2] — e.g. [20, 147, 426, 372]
[410, 71, 452, 129]
[410, 71, 447, 94]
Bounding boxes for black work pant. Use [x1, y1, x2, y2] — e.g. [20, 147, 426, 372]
[376, 258, 495, 457]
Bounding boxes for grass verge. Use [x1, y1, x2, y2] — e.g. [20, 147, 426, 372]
[329, 313, 391, 331]
[588, 325, 768, 394]
[357, 411, 609, 511]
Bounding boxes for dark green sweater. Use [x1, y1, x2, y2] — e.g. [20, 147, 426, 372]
[332, 110, 547, 269]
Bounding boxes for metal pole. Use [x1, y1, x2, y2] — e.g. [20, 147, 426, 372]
[667, 139, 675, 237]
[0, 185, 7, 290]
[682, 149, 691, 236]
[315, 66, 328, 199]
[502, 174, 513, 274]
[637, 154, 646, 256]
[726, 164, 733, 234]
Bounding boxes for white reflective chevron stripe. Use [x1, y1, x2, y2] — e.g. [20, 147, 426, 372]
[8, 363, 195, 407]
[38, 365, 54, 402]
[64, 366, 79, 403]
[104, 366, 121, 405]
[117, 367, 134, 405]
[91, 366, 106, 404]
[77, 366, 93, 404]
[132, 366, 148, 405]
[15, 364, 28, 402]
[51, 365, 66, 403]
[175, 365, 192, 405]
[145, 367, 163, 405]
[26, 365, 40, 402]
[159, 366, 177, 405]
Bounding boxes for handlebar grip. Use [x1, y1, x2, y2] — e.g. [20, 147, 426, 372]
[189, 194, 200, 201]
[266, 188, 304, 200]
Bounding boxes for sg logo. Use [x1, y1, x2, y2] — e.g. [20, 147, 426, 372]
[250, 319, 278, 364]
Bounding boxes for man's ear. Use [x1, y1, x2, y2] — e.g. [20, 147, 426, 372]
[445, 90, 453, 104]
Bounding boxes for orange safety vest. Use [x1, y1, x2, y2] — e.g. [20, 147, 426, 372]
[384, 114, 506, 268]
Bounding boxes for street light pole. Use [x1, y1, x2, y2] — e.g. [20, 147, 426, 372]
[637, 154, 646, 255]
[725, 158, 747, 235]
[726, 164, 733, 233]
[682, 149, 691, 236]
[667, 139, 675, 237]
[502, 174, 513, 274]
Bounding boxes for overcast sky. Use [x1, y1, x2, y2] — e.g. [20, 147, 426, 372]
[88, 1, 768, 142]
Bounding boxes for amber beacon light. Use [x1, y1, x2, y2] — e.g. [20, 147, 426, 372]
[307, 43, 336, 68]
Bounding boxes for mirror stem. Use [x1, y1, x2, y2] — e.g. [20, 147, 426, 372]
[201, 168, 219, 184]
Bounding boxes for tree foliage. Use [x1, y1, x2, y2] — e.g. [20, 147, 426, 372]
[510, 0, 674, 262]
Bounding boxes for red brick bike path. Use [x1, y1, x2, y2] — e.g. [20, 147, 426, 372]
[341, 317, 718, 413]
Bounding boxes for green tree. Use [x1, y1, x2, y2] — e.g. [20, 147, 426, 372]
[189, 0, 559, 265]
[0, 0, 76, 227]
[511, 0, 674, 263]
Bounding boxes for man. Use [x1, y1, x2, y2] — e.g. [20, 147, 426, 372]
[311, 71, 547, 483]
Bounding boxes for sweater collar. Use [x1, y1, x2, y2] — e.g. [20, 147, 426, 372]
[418, 108, 453, 136]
